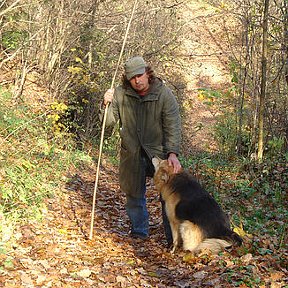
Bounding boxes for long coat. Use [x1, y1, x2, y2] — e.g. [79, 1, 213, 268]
[105, 77, 181, 197]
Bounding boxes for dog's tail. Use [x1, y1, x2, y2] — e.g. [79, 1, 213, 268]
[194, 238, 232, 254]
[194, 232, 242, 255]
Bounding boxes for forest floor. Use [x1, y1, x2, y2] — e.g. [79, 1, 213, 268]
[1, 154, 286, 287]
[1, 1, 287, 288]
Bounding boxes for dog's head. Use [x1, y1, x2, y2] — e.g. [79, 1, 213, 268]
[152, 157, 175, 190]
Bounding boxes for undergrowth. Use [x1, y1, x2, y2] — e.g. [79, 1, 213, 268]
[0, 86, 93, 244]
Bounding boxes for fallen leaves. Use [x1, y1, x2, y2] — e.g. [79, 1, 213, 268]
[0, 159, 287, 288]
[76, 268, 92, 278]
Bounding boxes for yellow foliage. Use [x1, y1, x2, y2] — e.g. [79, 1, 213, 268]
[233, 226, 252, 238]
[68, 66, 83, 75]
[48, 101, 69, 134]
[58, 228, 69, 235]
[183, 252, 196, 263]
[75, 57, 83, 64]
[51, 102, 68, 112]
[219, 1, 228, 9]
[198, 91, 205, 100]
[47, 114, 60, 122]
[82, 98, 89, 104]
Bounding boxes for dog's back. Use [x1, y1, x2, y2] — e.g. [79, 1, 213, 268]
[172, 172, 231, 238]
[171, 171, 242, 251]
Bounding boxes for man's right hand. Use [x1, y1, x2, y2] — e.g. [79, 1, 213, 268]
[103, 88, 114, 105]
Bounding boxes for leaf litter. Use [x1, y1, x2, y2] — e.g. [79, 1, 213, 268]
[0, 156, 286, 288]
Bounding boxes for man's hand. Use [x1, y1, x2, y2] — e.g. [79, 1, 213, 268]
[103, 88, 114, 105]
[167, 153, 182, 173]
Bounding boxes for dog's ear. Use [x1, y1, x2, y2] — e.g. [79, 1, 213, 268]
[152, 157, 162, 171]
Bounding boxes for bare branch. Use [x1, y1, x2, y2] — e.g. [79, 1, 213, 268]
[0, 0, 22, 18]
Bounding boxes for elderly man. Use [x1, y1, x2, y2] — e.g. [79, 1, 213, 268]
[103, 56, 182, 244]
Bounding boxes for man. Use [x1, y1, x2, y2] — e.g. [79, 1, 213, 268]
[102, 56, 181, 244]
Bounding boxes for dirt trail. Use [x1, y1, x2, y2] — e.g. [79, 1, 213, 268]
[177, 1, 235, 154]
[3, 156, 285, 287]
[2, 158, 246, 288]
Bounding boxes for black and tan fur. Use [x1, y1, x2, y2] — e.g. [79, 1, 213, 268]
[152, 157, 242, 254]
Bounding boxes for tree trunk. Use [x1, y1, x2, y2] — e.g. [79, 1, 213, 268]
[236, 13, 249, 155]
[257, 0, 270, 161]
[284, 0, 288, 87]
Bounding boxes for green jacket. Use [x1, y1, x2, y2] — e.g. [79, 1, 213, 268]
[105, 77, 181, 196]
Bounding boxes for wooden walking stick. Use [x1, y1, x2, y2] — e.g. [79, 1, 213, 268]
[89, 0, 138, 240]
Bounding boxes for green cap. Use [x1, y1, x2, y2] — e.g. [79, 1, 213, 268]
[124, 56, 147, 80]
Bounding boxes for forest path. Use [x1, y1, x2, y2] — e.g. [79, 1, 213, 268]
[176, 1, 236, 155]
[2, 157, 251, 288]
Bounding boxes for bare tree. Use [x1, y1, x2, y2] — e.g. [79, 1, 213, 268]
[209, 0, 287, 157]
[284, 0, 288, 87]
[257, 0, 269, 161]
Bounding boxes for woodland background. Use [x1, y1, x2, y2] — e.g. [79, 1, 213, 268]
[0, 0, 287, 287]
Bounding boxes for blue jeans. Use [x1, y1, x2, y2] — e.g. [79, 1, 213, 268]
[125, 153, 150, 237]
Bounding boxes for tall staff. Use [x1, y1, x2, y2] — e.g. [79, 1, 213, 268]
[89, 0, 138, 239]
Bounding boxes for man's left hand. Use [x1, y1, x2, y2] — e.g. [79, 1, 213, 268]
[167, 153, 182, 173]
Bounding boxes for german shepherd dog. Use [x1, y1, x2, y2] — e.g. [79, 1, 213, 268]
[152, 157, 242, 254]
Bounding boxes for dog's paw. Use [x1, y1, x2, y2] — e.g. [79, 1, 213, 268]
[170, 246, 177, 254]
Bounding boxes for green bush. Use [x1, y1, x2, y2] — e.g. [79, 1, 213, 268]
[1, 30, 28, 50]
[214, 112, 238, 155]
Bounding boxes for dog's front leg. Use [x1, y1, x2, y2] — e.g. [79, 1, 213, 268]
[170, 221, 180, 254]
[170, 243, 178, 254]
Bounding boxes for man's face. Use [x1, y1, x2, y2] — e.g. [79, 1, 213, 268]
[129, 72, 150, 94]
